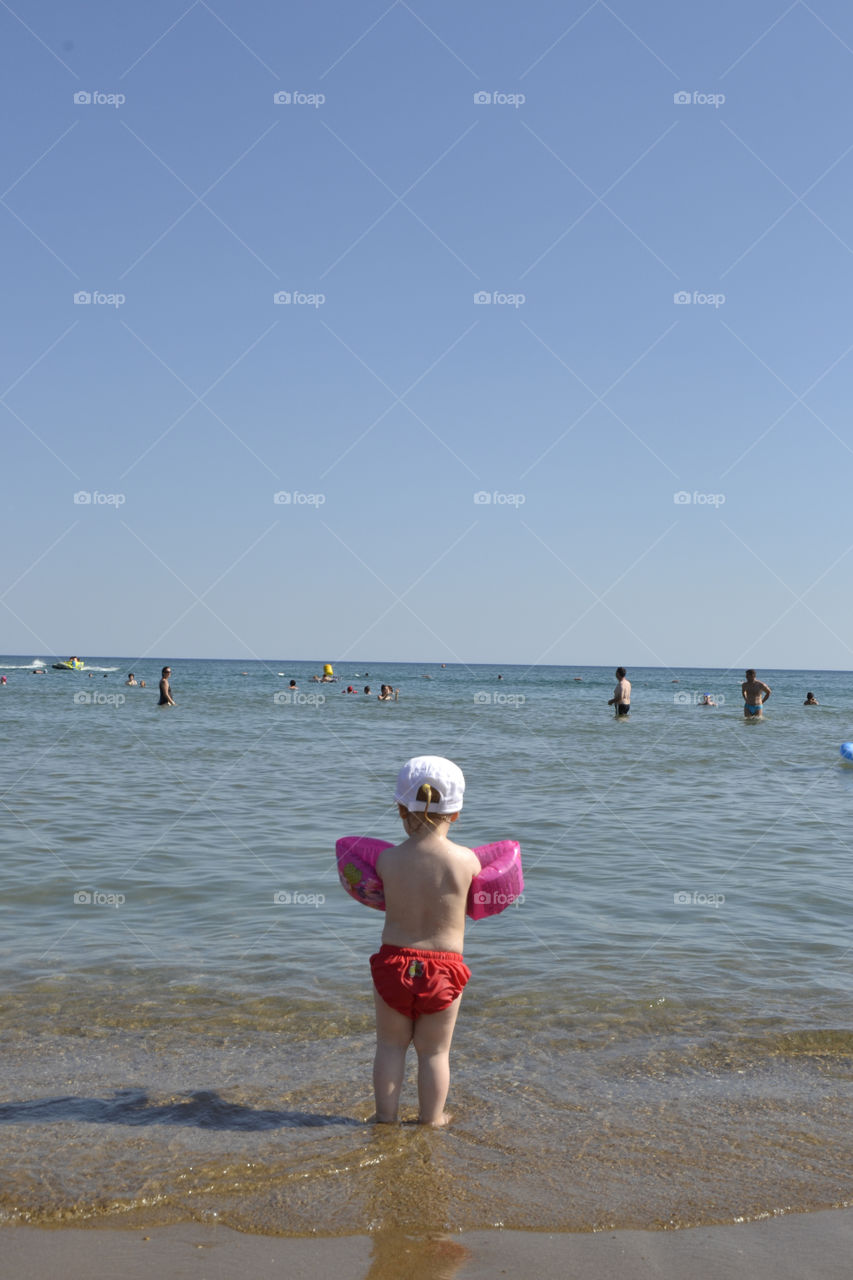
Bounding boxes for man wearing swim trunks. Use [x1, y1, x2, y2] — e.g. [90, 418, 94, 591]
[370, 757, 480, 1127]
[607, 667, 631, 716]
[742, 669, 771, 718]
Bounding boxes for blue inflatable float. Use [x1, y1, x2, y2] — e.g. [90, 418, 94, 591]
[840, 743, 853, 762]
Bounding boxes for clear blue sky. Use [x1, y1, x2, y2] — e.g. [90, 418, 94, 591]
[3, 0, 853, 668]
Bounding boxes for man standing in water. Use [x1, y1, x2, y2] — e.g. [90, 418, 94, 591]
[742, 669, 771, 719]
[607, 667, 631, 717]
[158, 666, 175, 707]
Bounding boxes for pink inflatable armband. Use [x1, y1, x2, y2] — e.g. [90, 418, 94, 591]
[336, 836, 523, 920]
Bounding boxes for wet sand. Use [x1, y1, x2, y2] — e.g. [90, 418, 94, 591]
[4, 1210, 851, 1280]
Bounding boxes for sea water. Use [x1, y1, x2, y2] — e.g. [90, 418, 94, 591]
[0, 657, 850, 1234]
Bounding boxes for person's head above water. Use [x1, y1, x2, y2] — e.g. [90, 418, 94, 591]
[394, 756, 464, 831]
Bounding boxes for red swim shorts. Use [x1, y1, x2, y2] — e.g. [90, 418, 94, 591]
[370, 944, 471, 1020]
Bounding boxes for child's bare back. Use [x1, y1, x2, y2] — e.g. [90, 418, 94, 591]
[377, 831, 479, 954]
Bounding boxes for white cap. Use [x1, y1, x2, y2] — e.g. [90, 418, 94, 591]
[394, 755, 465, 814]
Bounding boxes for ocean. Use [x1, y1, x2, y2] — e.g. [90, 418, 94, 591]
[0, 656, 851, 1235]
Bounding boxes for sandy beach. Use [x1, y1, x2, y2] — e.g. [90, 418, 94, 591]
[4, 1210, 852, 1280]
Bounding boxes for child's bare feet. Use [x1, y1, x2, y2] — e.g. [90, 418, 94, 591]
[418, 1111, 452, 1127]
[368, 1112, 399, 1124]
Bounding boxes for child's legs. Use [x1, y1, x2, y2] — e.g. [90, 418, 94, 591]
[413, 995, 462, 1125]
[372, 990, 413, 1122]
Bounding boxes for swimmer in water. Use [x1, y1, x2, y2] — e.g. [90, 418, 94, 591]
[803, 692, 819, 706]
[158, 666, 175, 707]
[607, 667, 631, 717]
[742, 669, 771, 719]
[125, 673, 137, 685]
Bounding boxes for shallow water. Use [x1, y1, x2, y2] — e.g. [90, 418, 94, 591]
[0, 658, 851, 1232]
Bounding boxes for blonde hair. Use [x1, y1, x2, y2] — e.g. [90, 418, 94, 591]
[401, 783, 454, 829]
